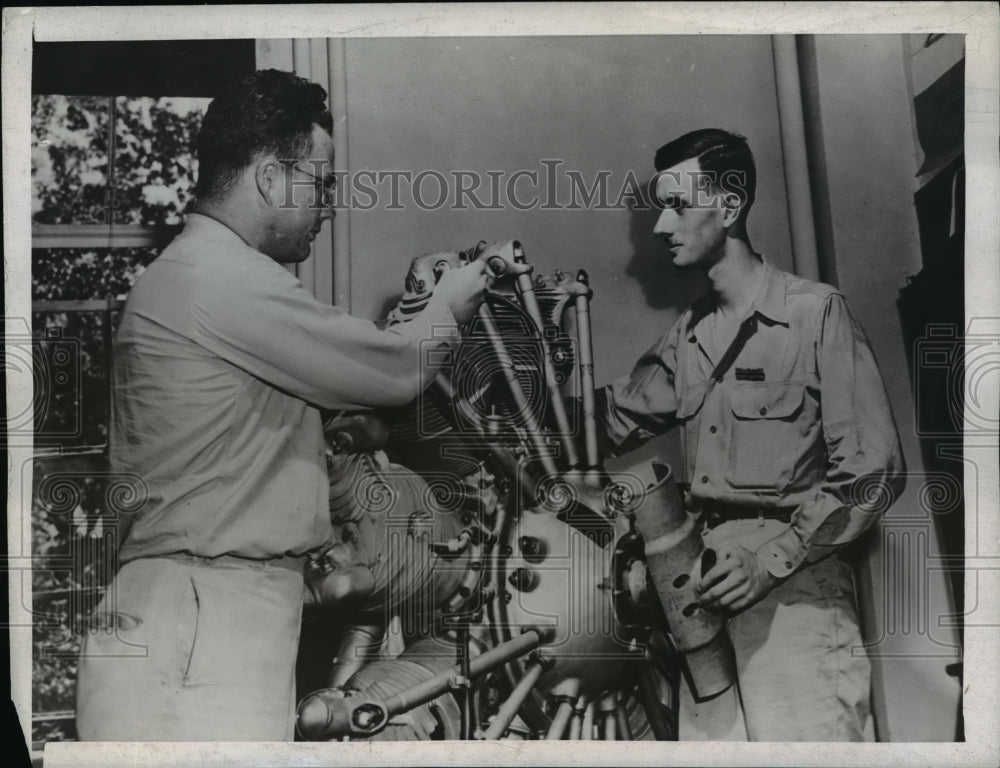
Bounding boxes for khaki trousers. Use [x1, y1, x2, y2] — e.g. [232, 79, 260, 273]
[76, 555, 304, 741]
[678, 519, 874, 741]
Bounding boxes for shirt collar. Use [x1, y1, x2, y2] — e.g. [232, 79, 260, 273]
[750, 257, 791, 326]
[686, 256, 790, 343]
[182, 212, 254, 247]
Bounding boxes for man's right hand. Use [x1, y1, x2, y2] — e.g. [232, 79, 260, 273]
[434, 261, 489, 324]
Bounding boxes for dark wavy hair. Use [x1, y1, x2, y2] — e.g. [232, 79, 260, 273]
[653, 128, 756, 223]
[195, 69, 334, 200]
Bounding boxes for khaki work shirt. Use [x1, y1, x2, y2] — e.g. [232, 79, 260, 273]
[112, 214, 459, 562]
[599, 260, 906, 579]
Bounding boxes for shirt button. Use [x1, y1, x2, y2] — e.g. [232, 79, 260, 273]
[701, 475, 709, 484]
[759, 406, 768, 416]
[785, 561, 793, 569]
[709, 425, 717, 434]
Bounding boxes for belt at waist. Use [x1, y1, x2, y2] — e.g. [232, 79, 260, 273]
[694, 503, 793, 530]
[152, 551, 305, 574]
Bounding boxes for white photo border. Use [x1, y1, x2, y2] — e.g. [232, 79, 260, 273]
[5, 3, 998, 766]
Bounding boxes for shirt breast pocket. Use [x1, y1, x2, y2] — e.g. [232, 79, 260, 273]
[725, 381, 807, 492]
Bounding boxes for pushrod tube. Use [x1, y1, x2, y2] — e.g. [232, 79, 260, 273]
[615, 694, 633, 740]
[476, 303, 559, 477]
[482, 660, 545, 739]
[510, 245, 580, 468]
[573, 270, 600, 477]
[430, 373, 538, 503]
[545, 698, 576, 740]
[599, 693, 618, 740]
[581, 700, 596, 740]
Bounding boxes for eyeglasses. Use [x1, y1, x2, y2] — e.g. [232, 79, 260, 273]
[288, 163, 338, 208]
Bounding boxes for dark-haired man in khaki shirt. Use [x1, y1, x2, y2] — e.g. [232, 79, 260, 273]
[598, 129, 905, 740]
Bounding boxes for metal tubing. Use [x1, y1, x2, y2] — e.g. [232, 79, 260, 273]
[633, 463, 735, 700]
[482, 661, 544, 739]
[476, 304, 559, 476]
[442, 541, 484, 614]
[599, 693, 618, 740]
[433, 530, 472, 556]
[545, 699, 576, 740]
[581, 700, 596, 740]
[602, 712, 617, 741]
[381, 628, 548, 718]
[574, 270, 601, 478]
[568, 710, 583, 740]
[615, 694, 633, 741]
[431, 374, 538, 503]
[458, 626, 472, 740]
[511, 249, 580, 469]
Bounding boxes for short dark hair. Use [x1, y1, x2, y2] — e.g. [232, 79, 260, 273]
[653, 128, 756, 221]
[195, 69, 334, 200]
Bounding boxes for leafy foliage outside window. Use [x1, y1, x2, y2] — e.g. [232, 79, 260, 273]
[32, 456, 121, 743]
[32, 95, 209, 226]
[31, 95, 110, 224]
[111, 96, 207, 225]
[30, 95, 209, 747]
[33, 311, 110, 449]
[33, 247, 159, 301]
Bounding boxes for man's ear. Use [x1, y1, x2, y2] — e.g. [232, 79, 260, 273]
[721, 192, 743, 228]
[254, 156, 281, 206]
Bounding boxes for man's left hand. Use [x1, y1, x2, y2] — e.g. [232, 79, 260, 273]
[696, 542, 778, 614]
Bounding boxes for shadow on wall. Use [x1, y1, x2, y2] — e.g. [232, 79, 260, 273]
[625, 182, 707, 311]
[600, 188, 697, 484]
[375, 293, 404, 327]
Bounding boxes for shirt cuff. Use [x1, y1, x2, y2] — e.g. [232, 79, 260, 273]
[755, 526, 809, 580]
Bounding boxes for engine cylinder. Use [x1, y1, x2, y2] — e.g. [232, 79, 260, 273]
[306, 454, 476, 617]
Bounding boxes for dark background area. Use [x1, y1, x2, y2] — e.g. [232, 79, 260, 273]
[32, 40, 256, 97]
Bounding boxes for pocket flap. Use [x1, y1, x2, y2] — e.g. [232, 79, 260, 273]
[729, 382, 805, 420]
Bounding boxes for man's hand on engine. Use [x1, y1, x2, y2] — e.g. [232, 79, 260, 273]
[434, 260, 489, 324]
[696, 542, 778, 614]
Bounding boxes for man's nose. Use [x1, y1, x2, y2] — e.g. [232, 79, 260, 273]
[652, 209, 673, 237]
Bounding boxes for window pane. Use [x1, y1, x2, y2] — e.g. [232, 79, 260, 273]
[32, 247, 160, 301]
[32, 311, 111, 448]
[32, 95, 111, 225]
[33, 453, 119, 742]
[112, 96, 210, 225]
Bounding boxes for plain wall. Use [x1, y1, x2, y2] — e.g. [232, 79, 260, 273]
[342, 35, 792, 371]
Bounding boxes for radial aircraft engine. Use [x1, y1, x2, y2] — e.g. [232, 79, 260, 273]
[295, 241, 736, 741]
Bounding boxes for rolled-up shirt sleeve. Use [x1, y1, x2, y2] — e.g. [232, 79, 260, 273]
[192, 250, 459, 411]
[756, 294, 906, 579]
[597, 319, 684, 456]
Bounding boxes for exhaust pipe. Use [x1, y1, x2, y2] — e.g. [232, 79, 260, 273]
[631, 462, 736, 701]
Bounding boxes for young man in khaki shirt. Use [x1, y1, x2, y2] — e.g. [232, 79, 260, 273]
[598, 129, 905, 740]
